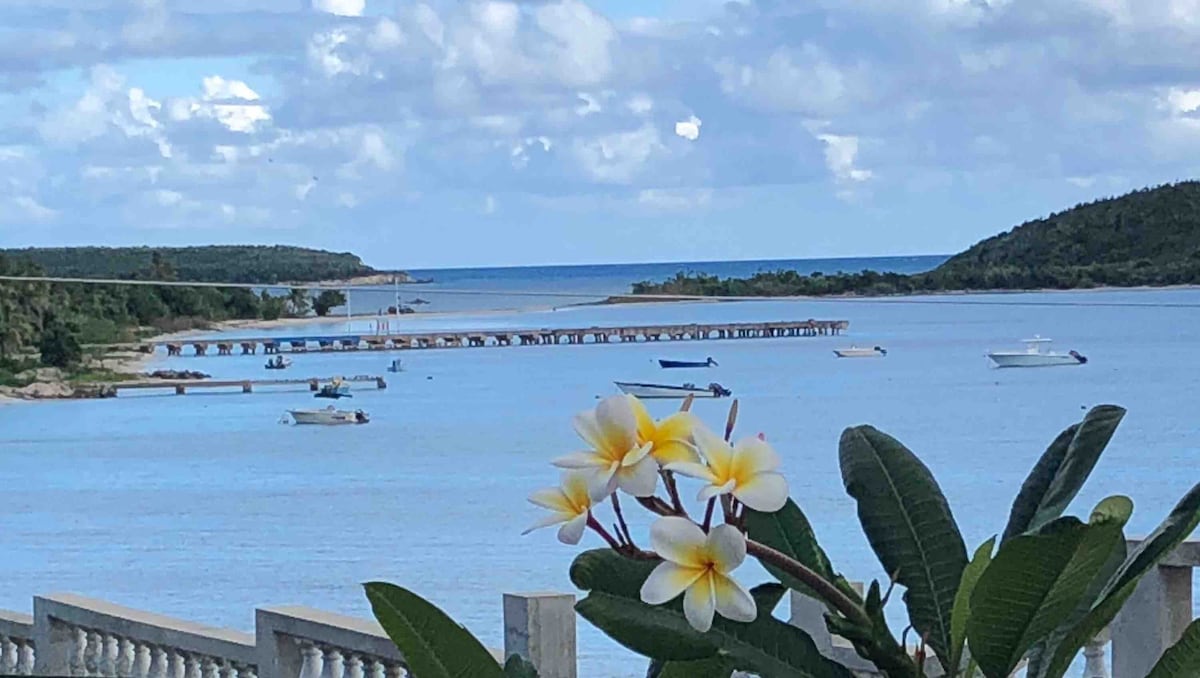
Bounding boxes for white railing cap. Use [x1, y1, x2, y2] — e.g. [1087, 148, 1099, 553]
[0, 609, 33, 640]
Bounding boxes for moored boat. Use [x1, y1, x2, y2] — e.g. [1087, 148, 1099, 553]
[264, 357, 293, 370]
[834, 346, 887, 358]
[288, 406, 369, 425]
[987, 337, 1087, 368]
[658, 357, 718, 369]
[614, 381, 731, 399]
[314, 378, 352, 399]
[387, 359, 404, 373]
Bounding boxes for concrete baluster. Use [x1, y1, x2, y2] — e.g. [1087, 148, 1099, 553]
[237, 663, 257, 678]
[185, 653, 203, 678]
[69, 627, 88, 676]
[85, 631, 103, 676]
[344, 655, 363, 678]
[201, 656, 220, 678]
[217, 660, 237, 678]
[320, 649, 343, 678]
[298, 643, 322, 678]
[131, 643, 151, 678]
[101, 635, 120, 677]
[18, 639, 35, 676]
[148, 647, 168, 678]
[1083, 632, 1109, 678]
[383, 664, 404, 678]
[2, 635, 19, 674]
[503, 592, 576, 678]
[169, 650, 186, 678]
[367, 659, 385, 678]
[117, 637, 135, 677]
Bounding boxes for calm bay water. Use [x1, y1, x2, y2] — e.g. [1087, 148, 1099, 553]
[2, 259, 1199, 676]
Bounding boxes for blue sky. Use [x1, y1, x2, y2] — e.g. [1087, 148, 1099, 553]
[2, 0, 1200, 269]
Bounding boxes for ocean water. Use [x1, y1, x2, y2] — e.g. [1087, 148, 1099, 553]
[340, 255, 947, 315]
[2, 266, 1200, 675]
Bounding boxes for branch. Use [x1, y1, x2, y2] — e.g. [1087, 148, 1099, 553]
[745, 539, 871, 628]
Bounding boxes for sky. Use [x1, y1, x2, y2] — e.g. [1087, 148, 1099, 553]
[2, 0, 1200, 268]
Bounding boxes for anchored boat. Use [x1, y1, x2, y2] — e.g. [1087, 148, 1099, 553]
[615, 381, 731, 399]
[264, 357, 293, 370]
[288, 406, 369, 425]
[387, 358, 404, 373]
[834, 346, 887, 358]
[314, 379, 352, 399]
[987, 337, 1087, 368]
[658, 357, 718, 369]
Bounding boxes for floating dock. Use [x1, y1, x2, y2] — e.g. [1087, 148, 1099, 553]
[134, 319, 848, 357]
[109, 375, 387, 395]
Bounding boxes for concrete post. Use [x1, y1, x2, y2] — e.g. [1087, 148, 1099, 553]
[32, 597, 71, 676]
[1111, 564, 1193, 677]
[503, 593, 575, 678]
[788, 591, 834, 655]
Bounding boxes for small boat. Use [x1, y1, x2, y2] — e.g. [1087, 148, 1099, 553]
[658, 357, 718, 369]
[987, 337, 1087, 368]
[288, 406, 369, 425]
[315, 379, 352, 399]
[834, 346, 887, 358]
[264, 357, 293, 370]
[387, 359, 404, 373]
[615, 381, 731, 399]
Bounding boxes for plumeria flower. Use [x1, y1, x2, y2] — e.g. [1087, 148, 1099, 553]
[666, 425, 789, 512]
[640, 517, 757, 632]
[553, 395, 658, 498]
[522, 471, 593, 545]
[627, 395, 700, 466]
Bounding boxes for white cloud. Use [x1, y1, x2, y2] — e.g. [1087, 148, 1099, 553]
[674, 115, 701, 141]
[483, 194, 497, 214]
[637, 188, 712, 211]
[4, 196, 57, 222]
[572, 124, 663, 184]
[368, 18, 405, 51]
[312, 0, 364, 17]
[627, 94, 653, 115]
[817, 134, 873, 199]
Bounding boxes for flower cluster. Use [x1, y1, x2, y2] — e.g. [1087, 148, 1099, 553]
[524, 394, 789, 632]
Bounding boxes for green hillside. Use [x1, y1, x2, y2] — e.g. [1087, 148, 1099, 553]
[1, 245, 376, 284]
[633, 181, 1200, 297]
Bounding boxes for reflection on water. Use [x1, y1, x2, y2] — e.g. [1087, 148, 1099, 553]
[2, 289, 1199, 676]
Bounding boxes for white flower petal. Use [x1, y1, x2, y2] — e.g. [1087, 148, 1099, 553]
[552, 451, 607, 469]
[557, 512, 589, 545]
[596, 395, 638, 453]
[713, 572, 757, 623]
[640, 562, 704, 605]
[622, 442, 654, 467]
[572, 410, 605, 450]
[733, 436, 781, 472]
[733, 472, 789, 513]
[697, 479, 736, 502]
[521, 512, 568, 535]
[683, 571, 716, 633]
[692, 425, 733, 476]
[561, 471, 593, 509]
[586, 464, 619, 501]
[649, 516, 707, 567]
[665, 461, 718, 483]
[707, 524, 747, 572]
[615, 454, 659, 497]
[527, 488, 569, 511]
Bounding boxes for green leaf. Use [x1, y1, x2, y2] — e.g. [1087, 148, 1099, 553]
[363, 582, 504, 678]
[966, 496, 1131, 678]
[502, 655, 539, 678]
[839, 425, 968, 668]
[1146, 618, 1200, 678]
[647, 657, 735, 678]
[1042, 482, 1200, 678]
[1002, 405, 1125, 543]
[744, 499, 857, 603]
[571, 550, 854, 678]
[949, 537, 996, 677]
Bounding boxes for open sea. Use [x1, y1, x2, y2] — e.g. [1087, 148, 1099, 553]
[3, 255, 1199, 676]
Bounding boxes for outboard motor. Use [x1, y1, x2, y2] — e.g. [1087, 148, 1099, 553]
[1069, 350, 1088, 364]
[875, 346, 888, 356]
[708, 382, 732, 397]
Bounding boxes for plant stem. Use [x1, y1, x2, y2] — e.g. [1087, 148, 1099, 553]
[701, 498, 716, 531]
[662, 470, 687, 516]
[586, 514, 622, 550]
[611, 493, 634, 546]
[724, 399, 739, 441]
[745, 539, 872, 628]
[636, 495, 675, 516]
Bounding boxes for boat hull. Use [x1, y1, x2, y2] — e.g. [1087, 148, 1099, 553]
[834, 348, 886, 358]
[615, 382, 727, 399]
[987, 352, 1084, 368]
[658, 360, 714, 369]
[289, 409, 367, 425]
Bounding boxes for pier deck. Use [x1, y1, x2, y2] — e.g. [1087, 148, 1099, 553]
[110, 375, 387, 395]
[136, 319, 848, 357]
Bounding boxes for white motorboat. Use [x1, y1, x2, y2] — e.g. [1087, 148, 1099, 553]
[614, 382, 731, 399]
[834, 346, 887, 358]
[288, 406, 369, 425]
[987, 337, 1087, 368]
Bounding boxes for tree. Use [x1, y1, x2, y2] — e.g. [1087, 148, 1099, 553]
[39, 319, 81, 368]
[312, 289, 347, 317]
[287, 288, 310, 317]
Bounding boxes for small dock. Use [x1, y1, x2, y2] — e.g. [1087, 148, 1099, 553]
[109, 375, 387, 396]
[133, 319, 848, 357]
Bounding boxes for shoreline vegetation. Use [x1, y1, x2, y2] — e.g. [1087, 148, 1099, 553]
[632, 181, 1200, 298]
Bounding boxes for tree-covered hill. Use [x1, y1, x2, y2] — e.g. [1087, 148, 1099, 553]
[633, 181, 1200, 297]
[1, 245, 377, 284]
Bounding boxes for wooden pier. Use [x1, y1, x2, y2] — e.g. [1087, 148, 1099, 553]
[137, 319, 848, 357]
[109, 375, 387, 395]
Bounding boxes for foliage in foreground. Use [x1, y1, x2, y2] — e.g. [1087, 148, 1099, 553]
[365, 400, 1200, 677]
